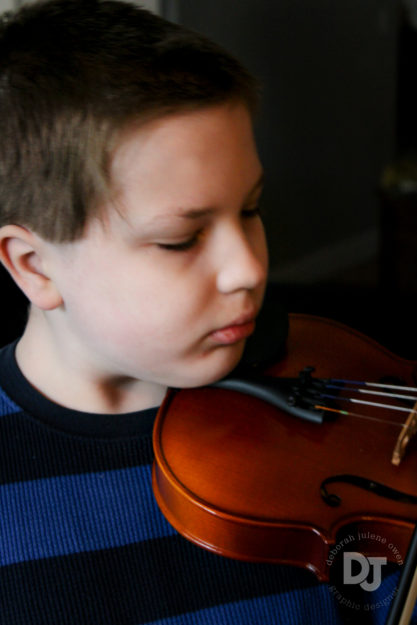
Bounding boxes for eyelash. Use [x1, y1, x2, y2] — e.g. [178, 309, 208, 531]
[158, 206, 262, 253]
[157, 232, 202, 252]
[242, 205, 262, 219]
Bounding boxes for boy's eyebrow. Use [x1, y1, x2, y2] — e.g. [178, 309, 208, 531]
[134, 171, 265, 233]
[171, 171, 265, 221]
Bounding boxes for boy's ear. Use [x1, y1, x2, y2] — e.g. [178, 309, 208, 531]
[0, 225, 63, 310]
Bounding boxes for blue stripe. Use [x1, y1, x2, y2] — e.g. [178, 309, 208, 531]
[0, 465, 176, 565]
[143, 586, 341, 625]
[0, 386, 22, 416]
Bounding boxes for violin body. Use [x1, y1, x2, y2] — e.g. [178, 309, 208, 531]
[153, 314, 417, 581]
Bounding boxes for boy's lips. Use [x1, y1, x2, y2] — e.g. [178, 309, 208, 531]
[209, 314, 257, 345]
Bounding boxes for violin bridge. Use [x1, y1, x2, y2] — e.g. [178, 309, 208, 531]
[392, 400, 417, 466]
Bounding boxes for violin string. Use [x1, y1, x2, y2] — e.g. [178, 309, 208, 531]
[328, 378, 417, 393]
[325, 384, 417, 403]
[314, 404, 405, 427]
[320, 393, 414, 414]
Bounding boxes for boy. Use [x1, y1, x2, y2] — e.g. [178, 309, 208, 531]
[0, 1, 342, 623]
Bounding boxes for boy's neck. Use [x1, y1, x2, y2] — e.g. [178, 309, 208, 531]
[15, 308, 167, 415]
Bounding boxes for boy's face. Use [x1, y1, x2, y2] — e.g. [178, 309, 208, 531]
[49, 103, 268, 391]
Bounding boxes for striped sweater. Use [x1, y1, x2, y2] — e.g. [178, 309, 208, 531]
[0, 340, 410, 625]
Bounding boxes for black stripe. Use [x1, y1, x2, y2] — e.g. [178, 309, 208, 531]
[0, 535, 320, 625]
[0, 413, 153, 483]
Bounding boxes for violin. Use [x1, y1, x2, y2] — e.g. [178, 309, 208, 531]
[152, 313, 417, 585]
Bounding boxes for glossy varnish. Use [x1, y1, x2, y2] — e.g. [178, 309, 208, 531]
[153, 314, 417, 581]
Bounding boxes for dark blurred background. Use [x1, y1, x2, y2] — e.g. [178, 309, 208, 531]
[1, 0, 416, 360]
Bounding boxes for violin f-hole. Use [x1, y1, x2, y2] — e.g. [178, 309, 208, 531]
[321, 474, 417, 507]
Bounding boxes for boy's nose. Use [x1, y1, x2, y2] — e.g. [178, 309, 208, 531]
[215, 226, 268, 294]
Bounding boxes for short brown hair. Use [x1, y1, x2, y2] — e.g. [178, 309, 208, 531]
[0, 0, 259, 241]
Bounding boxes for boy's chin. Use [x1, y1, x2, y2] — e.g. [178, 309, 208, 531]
[176, 343, 246, 389]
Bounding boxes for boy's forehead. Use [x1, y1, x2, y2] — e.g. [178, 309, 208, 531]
[112, 102, 254, 161]
[101, 103, 261, 227]
[111, 104, 257, 181]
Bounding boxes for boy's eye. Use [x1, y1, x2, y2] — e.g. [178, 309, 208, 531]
[157, 231, 201, 252]
[155, 206, 262, 253]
